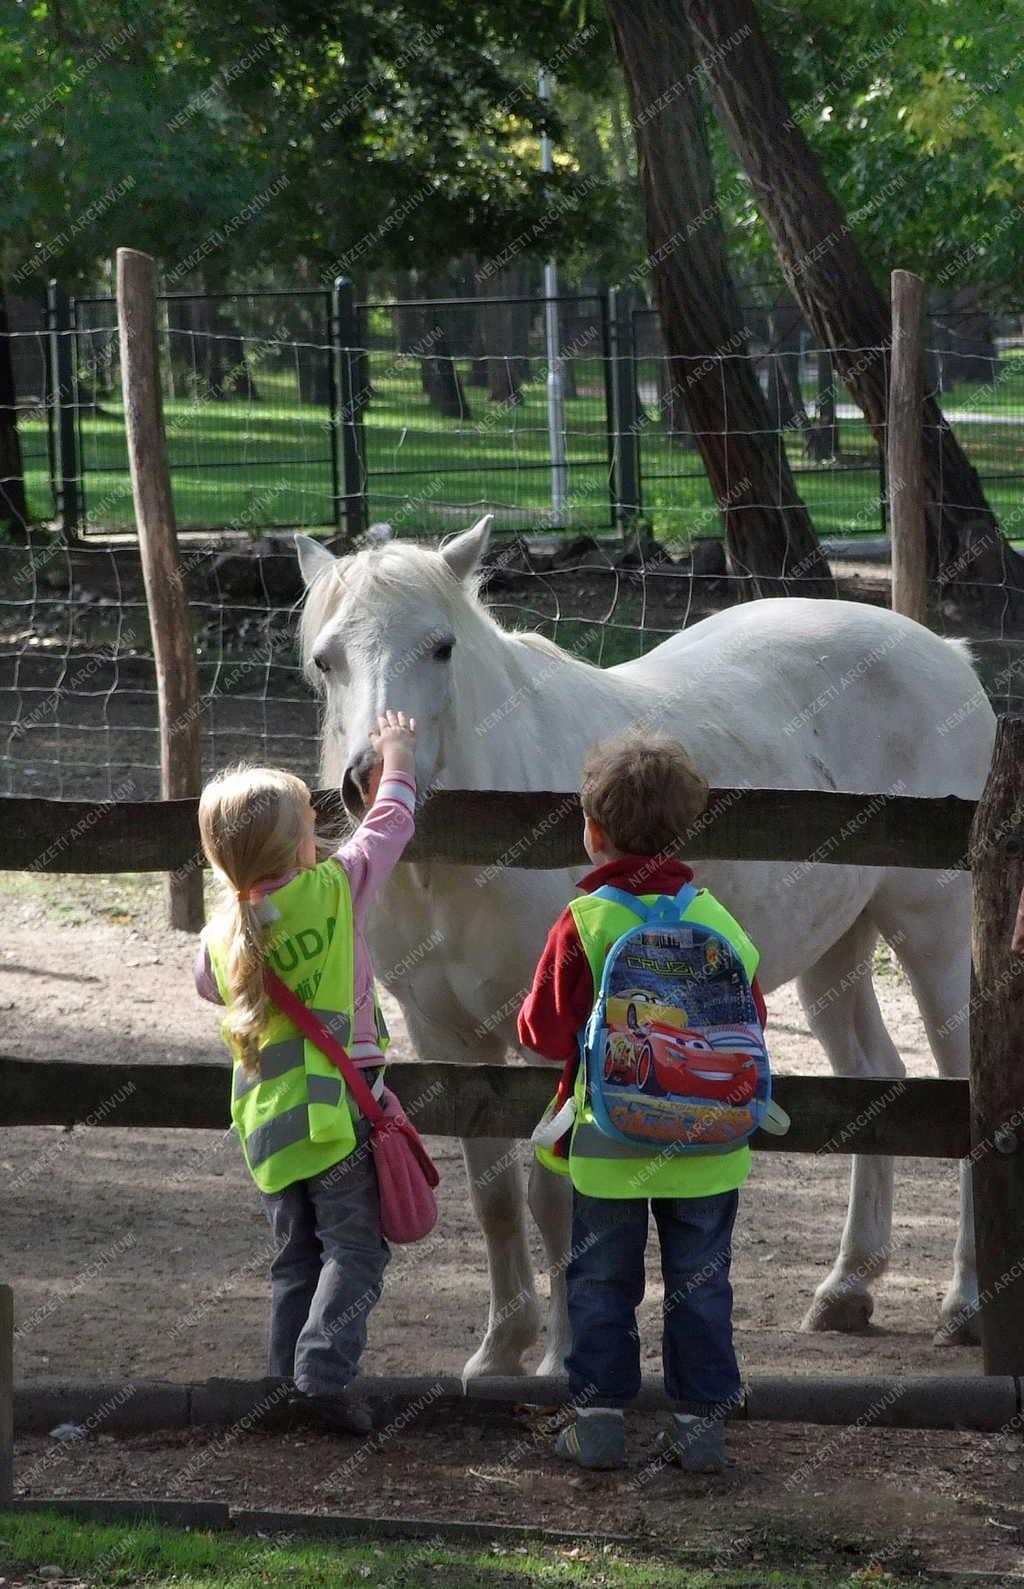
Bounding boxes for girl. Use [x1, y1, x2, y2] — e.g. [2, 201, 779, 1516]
[195, 709, 417, 1437]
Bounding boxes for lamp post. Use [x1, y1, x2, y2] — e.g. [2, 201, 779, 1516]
[539, 68, 568, 528]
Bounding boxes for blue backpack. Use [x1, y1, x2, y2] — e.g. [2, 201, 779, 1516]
[582, 884, 787, 1154]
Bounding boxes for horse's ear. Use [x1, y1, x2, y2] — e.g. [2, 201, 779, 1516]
[440, 514, 493, 583]
[295, 533, 336, 588]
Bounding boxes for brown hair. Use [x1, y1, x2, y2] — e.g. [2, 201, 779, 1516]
[580, 726, 709, 857]
[198, 765, 312, 1072]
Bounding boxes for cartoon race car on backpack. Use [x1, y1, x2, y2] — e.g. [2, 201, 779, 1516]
[603, 1022, 763, 1104]
[605, 987, 687, 1033]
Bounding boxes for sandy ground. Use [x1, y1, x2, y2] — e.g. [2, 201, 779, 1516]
[9, 870, 1024, 1577]
[2, 869, 973, 1389]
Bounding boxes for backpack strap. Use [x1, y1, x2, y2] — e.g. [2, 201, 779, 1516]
[644, 882, 700, 923]
[591, 882, 700, 922]
[590, 884, 651, 920]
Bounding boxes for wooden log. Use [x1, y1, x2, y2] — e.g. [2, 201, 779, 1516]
[889, 270, 928, 625]
[0, 787, 977, 876]
[0, 1284, 12, 1505]
[0, 1055, 971, 1157]
[116, 248, 203, 932]
[969, 714, 1024, 1373]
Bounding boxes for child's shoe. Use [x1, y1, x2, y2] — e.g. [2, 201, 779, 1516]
[288, 1385, 374, 1437]
[656, 1413, 726, 1473]
[553, 1407, 625, 1470]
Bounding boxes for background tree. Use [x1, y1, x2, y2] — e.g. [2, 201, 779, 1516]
[606, 0, 834, 593]
[682, 0, 1024, 605]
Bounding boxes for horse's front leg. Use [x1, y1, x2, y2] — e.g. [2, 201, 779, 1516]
[461, 1137, 542, 1378]
[528, 1155, 573, 1376]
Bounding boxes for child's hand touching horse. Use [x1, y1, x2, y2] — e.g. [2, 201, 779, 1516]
[365, 708, 417, 806]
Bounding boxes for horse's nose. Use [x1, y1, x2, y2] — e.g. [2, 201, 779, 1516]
[342, 747, 378, 814]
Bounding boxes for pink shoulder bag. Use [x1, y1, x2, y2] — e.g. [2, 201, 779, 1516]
[264, 970, 439, 1243]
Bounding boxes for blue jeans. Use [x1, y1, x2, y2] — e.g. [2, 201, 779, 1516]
[260, 1123, 389, 1396]
[566, 1188, 741, 1417]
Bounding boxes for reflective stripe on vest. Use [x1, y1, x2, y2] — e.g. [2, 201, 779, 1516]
[307, 1073, 343, 1108]
[558, 886, 759, 1200]
[245, 1102, 313, 1171]
[232, 1009, 354, 1102]
[207, 862, 375, 1194]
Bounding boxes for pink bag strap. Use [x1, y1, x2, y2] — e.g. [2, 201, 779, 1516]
[264, 968, 384, 1126]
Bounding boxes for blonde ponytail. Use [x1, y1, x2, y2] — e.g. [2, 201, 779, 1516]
[222, 897, 271, 1072]
[198, 764, 314, 1074]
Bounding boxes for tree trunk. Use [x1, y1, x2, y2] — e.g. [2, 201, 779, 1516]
[937, 287, 998, 385]
[479, 270, 523, 407]
[682, 0, 1023, 607]
[657, 354, 698, 448]
[606, 0, 834, 595]
[413, 278, 470, 419]
[0, 288, 30, 541]
[807, 346, 840, 461]
[767, 299, 809, 431]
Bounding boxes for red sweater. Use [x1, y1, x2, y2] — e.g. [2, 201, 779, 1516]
[518, 855, 767, 1063]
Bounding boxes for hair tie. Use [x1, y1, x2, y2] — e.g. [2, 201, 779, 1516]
[236, 888, 255, 903]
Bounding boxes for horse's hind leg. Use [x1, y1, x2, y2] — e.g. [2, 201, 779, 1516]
[868, 870, 978, 1345]
[528, 1154, 573, 1376]
[461, 1136, 543, 1378]
[796, 911, 905, 1334]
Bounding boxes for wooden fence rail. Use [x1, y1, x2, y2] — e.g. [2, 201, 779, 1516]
[2, 721, 1023, 1376]
[0, 1056, 971, 1158]
[0, 787, 976, 874]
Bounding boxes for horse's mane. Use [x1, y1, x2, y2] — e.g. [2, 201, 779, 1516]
[299, 539, 598, 676]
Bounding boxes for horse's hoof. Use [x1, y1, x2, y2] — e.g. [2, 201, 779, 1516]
[933, 1308, 981, 1347]
[462, 1340, 531, 1380]
[801, 1289, 874, 1334]
[462, 1353, 526, 1380]
[536, 1347, 571, 1379]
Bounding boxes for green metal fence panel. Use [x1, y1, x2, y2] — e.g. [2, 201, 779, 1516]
[69, 288, 336, 536]
[354, 290, 613, 537]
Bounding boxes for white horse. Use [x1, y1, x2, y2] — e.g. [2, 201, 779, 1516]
[296, 515, 994, 1375]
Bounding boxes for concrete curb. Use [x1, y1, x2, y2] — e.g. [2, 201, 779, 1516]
[4, 1497, 1023, 1582]
[12, 1496, 230, 1526]
[13, 1372, 1022, 1436]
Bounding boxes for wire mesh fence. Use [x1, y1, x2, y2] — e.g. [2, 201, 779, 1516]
[67, 288, 339, 535]
[0, 536, 320, 802]
[6, 284, 1024, 549]
[4, 293, 55, 524]
[354, 292, 612, 535]
[3, 522, 1023, 804]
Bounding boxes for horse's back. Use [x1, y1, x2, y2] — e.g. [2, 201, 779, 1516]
[609, 596, 994, 799]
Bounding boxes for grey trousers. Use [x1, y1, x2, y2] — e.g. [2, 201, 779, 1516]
[260, 1123, 389, 1396]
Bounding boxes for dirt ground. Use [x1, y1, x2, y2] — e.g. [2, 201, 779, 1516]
[9, 869, 1024, 1578]
[13, 1411, 1024, 1578]
[2, 868, 975, 1388]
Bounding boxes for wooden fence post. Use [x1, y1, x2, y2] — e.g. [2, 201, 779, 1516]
[888, 269, 928, 625]
[0, 1283, 12, 1504]
[116, 248, 203, 932]
[969, 714, 1024, 1373]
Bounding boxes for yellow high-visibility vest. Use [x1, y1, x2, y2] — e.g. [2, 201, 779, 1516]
[207, 861, 389, 1194]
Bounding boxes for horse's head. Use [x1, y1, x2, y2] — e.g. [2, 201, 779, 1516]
[296, 515, 492, 813]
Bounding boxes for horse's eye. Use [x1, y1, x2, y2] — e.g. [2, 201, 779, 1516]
[313, 653, 329, 673]
[433, 640, 455, 662]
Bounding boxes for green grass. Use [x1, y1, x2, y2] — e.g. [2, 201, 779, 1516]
[0, 867, 168, 930]
[20, 344, 1024, 543]
[0, 1512, 928, 1588]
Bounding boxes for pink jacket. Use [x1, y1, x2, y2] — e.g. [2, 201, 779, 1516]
[195, 772, 415, 1061]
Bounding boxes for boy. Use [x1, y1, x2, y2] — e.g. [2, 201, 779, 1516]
[518, 727, 767, 1473]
